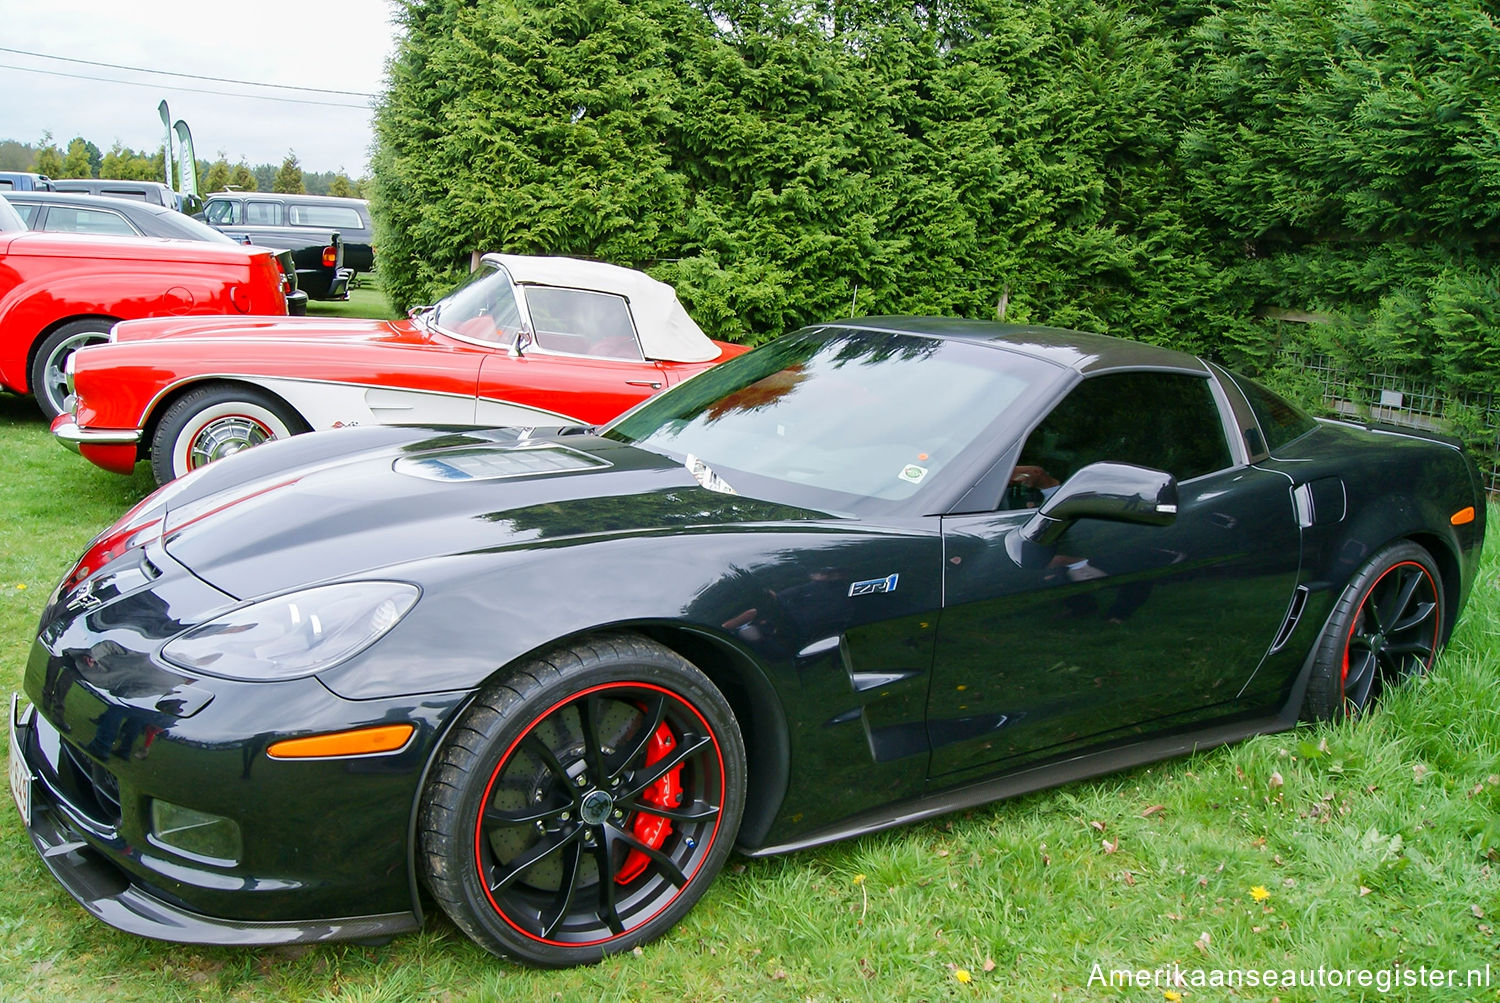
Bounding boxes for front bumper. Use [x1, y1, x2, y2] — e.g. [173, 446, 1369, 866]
[50, 412, 141, 473]
[11, 539, 468, 947]
[10, 694, 419, 945]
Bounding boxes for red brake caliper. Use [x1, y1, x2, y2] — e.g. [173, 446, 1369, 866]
[615, 721, 683, 885]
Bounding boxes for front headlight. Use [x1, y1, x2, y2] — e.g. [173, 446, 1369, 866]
[161, 581, 420, 681]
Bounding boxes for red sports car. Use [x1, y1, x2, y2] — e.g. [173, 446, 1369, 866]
[0, 194, 292, 420]
[54, 254, 745, 482]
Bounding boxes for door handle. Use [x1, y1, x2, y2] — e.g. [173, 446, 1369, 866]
[626, 380, 662, 389]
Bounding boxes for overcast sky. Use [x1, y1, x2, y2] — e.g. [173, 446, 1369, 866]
[0, 0, 399, 176]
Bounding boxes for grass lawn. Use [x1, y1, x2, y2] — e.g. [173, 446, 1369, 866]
[304, 281, 401, 321]
[0, 388, 1496, 1001]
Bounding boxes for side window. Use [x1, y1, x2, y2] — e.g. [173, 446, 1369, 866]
[205, 200, 241, 225]
[46, 207, 139, 236]
[524, 288, 645, 360]
[12, 202, 38, 225]
[1004, 372, 1232, 510]
[1228, 372, 1316, 452]
[287, 205, 365, 229]
[245, 201, 282, 225]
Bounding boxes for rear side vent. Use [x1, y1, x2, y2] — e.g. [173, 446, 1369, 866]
[1269, 586, 1310, 654]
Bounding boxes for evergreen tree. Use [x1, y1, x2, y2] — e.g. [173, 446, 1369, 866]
[231, 161, 258, 191]
[273, 151, 306, 194]
[32, 134, 63, 177]
[204, 156, 232, 193]
[0, 139, 30, 171]
[62, 137, 95, 178]
[371, 0, 1500, 407]
[99, 141, 131, 179]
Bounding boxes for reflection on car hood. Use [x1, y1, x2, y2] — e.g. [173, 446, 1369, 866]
[160, 429, 826, 599]
[110, 314, 414, 346]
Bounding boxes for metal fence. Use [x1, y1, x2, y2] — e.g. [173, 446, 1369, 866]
[1293, 354, 1500, 496]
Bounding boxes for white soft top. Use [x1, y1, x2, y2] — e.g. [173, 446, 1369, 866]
[489, 253, 719, 363]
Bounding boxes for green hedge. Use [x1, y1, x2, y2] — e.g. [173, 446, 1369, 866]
[373, 0, 1500, 394]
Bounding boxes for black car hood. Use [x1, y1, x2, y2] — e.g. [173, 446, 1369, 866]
[161, 428, 826, 599]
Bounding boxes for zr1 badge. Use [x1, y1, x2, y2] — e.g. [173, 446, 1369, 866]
[848, 573, 899, 597]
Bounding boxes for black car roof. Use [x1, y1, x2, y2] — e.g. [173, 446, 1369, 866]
[4, 191, 174, 217]
[205, 191, 367, 206]
[830, 316, 1209, 376]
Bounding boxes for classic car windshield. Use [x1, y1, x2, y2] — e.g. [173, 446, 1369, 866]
[432, 264, 525, 345]
[606, 327, 1055, 510]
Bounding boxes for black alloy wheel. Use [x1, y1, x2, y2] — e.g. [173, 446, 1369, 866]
[1304, 541, 1444, 720]
[420, 634, 746, 967]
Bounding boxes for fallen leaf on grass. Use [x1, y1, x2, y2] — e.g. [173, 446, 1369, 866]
[1141, 804, 1166, 817]
[1269, 771, 1283, 789]
[1102, 838, 1119, 854]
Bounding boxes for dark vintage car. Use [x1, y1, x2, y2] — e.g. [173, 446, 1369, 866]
[6, 192, 311, 315]
[201, 192, 373, 280]
[9, 319, 1485, 968]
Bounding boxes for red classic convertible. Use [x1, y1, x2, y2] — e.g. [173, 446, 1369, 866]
[55, 254, 746, 482]
[0, 194, 292, 420]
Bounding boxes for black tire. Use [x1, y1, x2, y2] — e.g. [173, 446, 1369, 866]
[1303, 541, 1444, 721]
[149, 383, 307, 484]
[29, 319, 114, 420]
[420, 634, 746, 967]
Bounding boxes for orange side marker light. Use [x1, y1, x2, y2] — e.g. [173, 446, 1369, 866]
[267, 723, 415, 760]
[1451, 506, 1476, 526]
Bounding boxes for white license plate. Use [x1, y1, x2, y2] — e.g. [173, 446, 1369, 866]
[9, 694, 33, 829]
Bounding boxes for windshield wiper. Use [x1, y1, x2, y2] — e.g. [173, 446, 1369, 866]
[685, 454, 737, 495]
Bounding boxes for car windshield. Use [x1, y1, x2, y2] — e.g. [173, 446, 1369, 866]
[605, 327, 1055, 513]
[431, 264, 525, 345]
[0, 195, 23, 233]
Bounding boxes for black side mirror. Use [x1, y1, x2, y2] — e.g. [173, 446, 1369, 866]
[1006, 461, 1177, 566]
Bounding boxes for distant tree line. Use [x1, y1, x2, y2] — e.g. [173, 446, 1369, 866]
[1, 135, 366, 198]
[372, 0, 1500, 419]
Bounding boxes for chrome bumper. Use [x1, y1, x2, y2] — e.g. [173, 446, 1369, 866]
[50, 413, 141, 455]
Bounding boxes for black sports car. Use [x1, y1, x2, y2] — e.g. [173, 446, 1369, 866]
[9, 319, 1486, 967]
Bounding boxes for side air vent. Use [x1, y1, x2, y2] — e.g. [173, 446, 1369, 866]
[1269, 585, 1310, 654]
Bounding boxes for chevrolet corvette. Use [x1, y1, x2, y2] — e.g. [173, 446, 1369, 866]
[11, 318, 1485, 967]
[53, 253, 743, 483]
